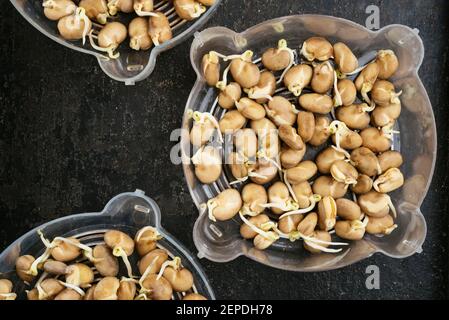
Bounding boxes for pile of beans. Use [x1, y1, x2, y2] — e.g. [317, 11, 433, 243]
[0, 227, 207, 300]
[41, 0, 215, 58]
[190, 36, 403, 254]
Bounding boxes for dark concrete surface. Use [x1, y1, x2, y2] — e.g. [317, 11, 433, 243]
[1, 0, 448, 299]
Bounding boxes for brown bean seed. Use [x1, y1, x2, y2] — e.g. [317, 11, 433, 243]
[336, 198, 362, 220]
[312, 176, 348, 199]
[297, 111, 315, 143]
[299, 93, 333, 114]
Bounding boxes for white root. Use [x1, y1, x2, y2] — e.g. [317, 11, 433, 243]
[304, 240, 343, 253]
[206, 199, 218, 222]
[58, 280, 86, 296]
[257, 150, 282, 171]
[215, 63, 231, 91]
[361, 83, 372, 104]
[333, 71, 343, 107]
[239, 212, 279, 241]
[88, 30, 120, 59]
[283, 170, 298, 203]
[337, 63, 369, 79]
[386, 195, 397, 218]
[112, 247, 134, 279]
[276, 39, 296, 84]
[279, 194, 322, 220]
[239, 205, 260, 217]
[135, 226, 162, 243]
[138, 256, 159, 288]
[156, 257, 181, 280]
[259, 199, 299, 212]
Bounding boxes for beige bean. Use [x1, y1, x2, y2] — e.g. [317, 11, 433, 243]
[371, 80, 401, 106]
[378, 150, 403, 173]
[336, 79, 357, 106]
[192, 146, 222, 184]
[236, 98, 266, 121]
[335, 220, 365, 241]
[333, 42, 358, 74]
[299, 93, 333, 114]
[309, 115, 331, 147]
[301, 37, 333, 61]
[279, 124, 305, 151]
[286, 161, 318, 184]
[266, 96, 297, 126]
[336, 198, 362, 220]
[235, 129, 258, 158]
[297, 111, 315, 143]
[230, 56, 260, 89]
[173, 0, 205, 21]
[351, 147, 381, 177]
[219, 110, 246, 133]
[332, 127, 363, 150]
[249, 161, 278, 185]
[316, 147, 346, 174]
[262, 45, 291, 71]
[376, 50, 399, 80]
[297, 212, 318, 236]
[358, 191, 390, 218]
[292, 181, 313, 209]
[336, 104, 371, 130]
[318, 196, 337, 231]
[148, 12, 173, 45]
[330, 160, 358, 185]
[312, 176, 348, 199]
[371, 102, 401, 127]
[355, 62, 379, 100]
[246, 71, 276, 104]
[311, 61, 334, 93]
[45, 0, 77, 21]
[208, 189, 242, 221]
[279, 214, 304, 234]
[267, 182, 291, 215]
[241, 183, 268, 215]
[361, 127, 392, 153]
[129, 17, 152, 50]
[218, 82, 241, 109]
[284, 64, 313, 96]
[350, 174, 373, 195]
[373, 168, 404, 193]
[366, 214, 397, 235]
[202, 51, 220, 87]
[280, 146, 306, 169]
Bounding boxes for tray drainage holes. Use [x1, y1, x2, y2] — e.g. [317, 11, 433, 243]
[134, 205, 151, 214]
[209, 224, 223, 238]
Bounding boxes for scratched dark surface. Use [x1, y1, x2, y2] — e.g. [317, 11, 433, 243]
[0, 0, 448, 300]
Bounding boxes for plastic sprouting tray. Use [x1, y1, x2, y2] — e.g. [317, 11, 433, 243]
[181, 15, 437, 271]
[10, 0, 221, 84]
[0, 189, 215, 299]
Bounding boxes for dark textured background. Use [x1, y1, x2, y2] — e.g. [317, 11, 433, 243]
[1, 0, 448, 299]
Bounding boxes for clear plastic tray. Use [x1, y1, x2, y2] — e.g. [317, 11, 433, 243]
[0, 189, 215, 299]
[10, 0, 221, 85]
[181, 15, 437, 271]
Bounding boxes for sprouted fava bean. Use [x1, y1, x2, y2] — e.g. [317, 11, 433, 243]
[129, 17, 153, 51]
[297, 111, 315, 143]
[43, 0, 77, 21]
[148, 12, 173, 46]
[219, 82, 242, 109]
[196, 37, 403, 252]
[79, 0, 109, 24]
[10, 228, 206, 300]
